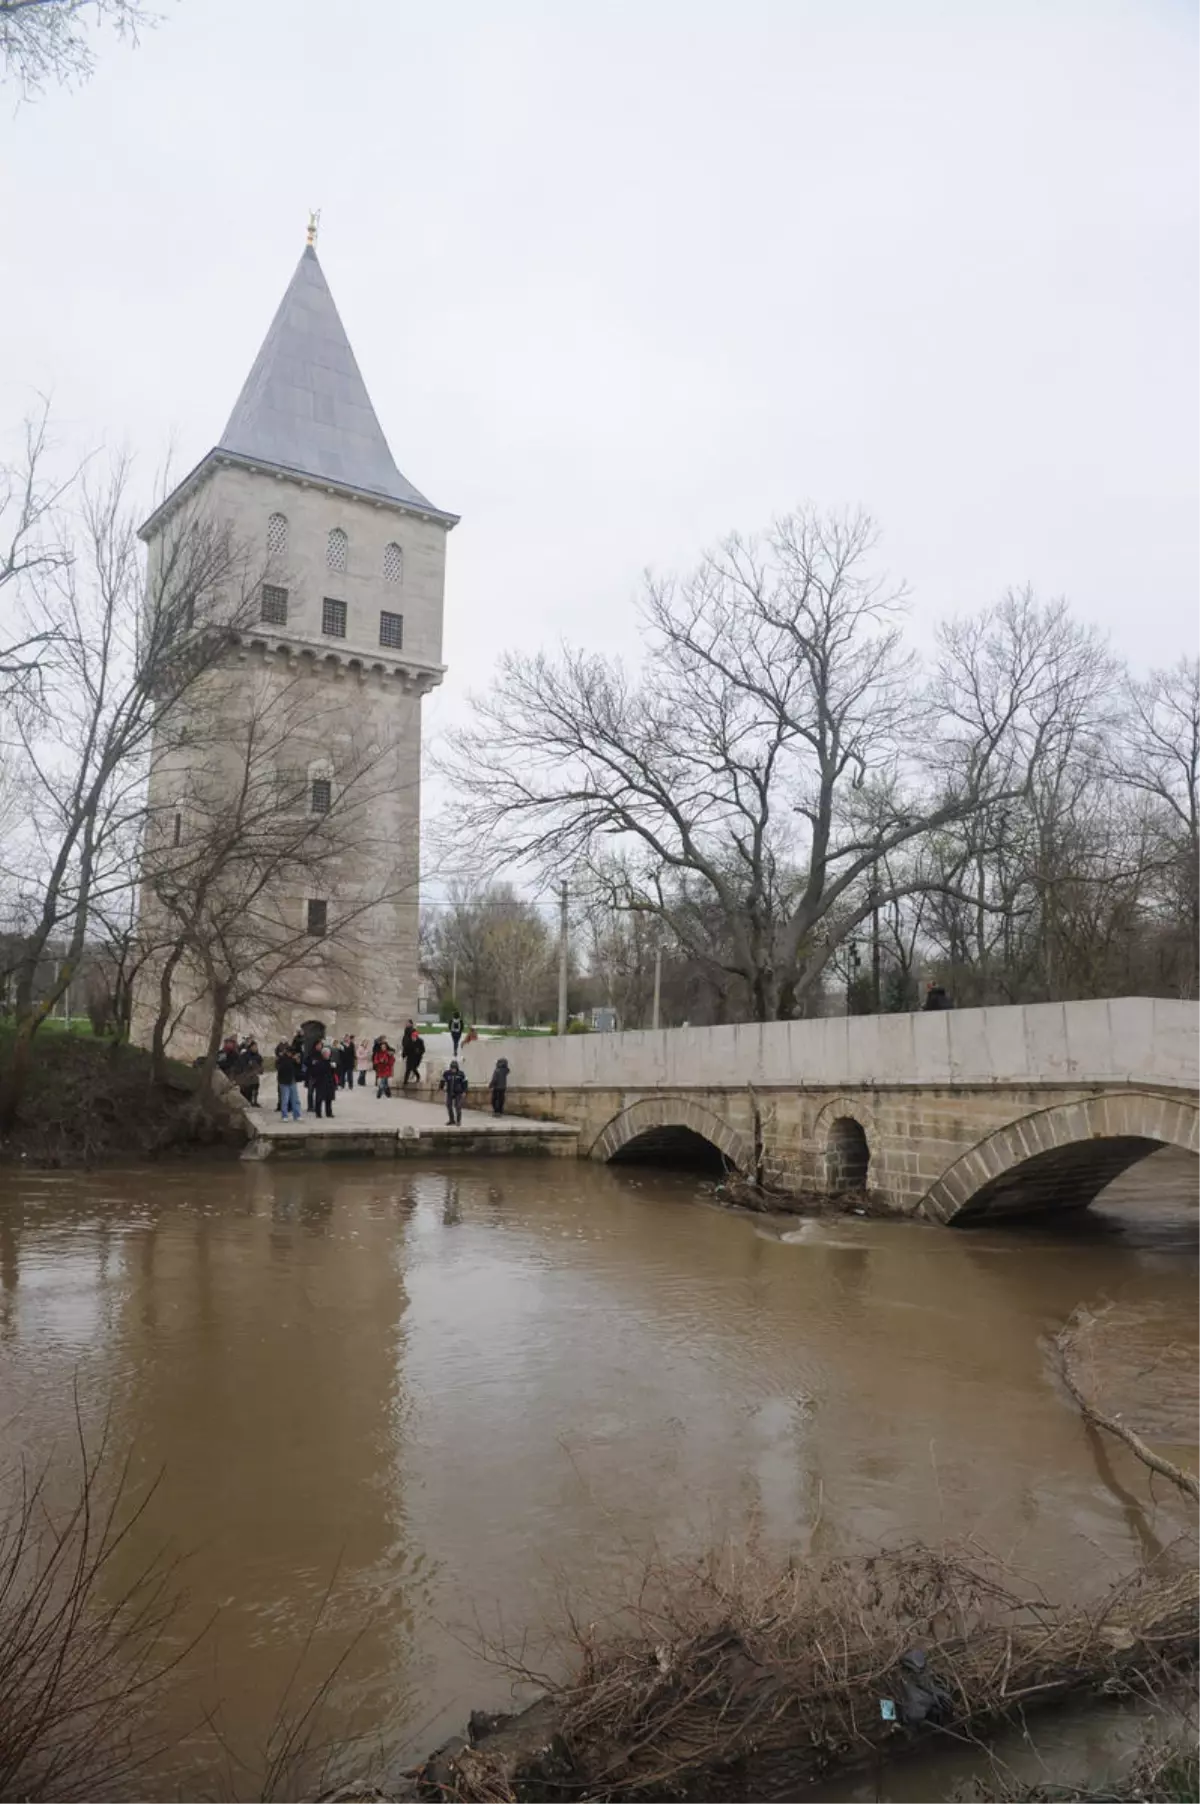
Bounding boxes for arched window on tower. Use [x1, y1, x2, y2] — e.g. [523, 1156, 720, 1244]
[383, 541, 403, 584]
[327, 527, 348, 573]
[266, 512, 288, 560]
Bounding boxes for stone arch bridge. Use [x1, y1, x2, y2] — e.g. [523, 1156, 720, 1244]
[467, 999, 1198, 1225]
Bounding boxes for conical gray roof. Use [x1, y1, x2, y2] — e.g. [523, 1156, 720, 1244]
[218, 245, 434, 510]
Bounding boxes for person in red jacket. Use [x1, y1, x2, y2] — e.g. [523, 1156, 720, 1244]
[373, 1039, 395, 1099]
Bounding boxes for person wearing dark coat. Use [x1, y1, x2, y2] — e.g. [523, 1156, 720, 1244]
[438, 1060, 469, 1125]
[305, 1039, 326, 1112]
[275, 1045, 303, 1121]
[403, 1033, 425, 1088]
[922, 982, 952, 1012]
[489, 1057, 510, 1116]
[449, 1013, 464, 1056]
[310, 1047, 339, 1118]
[236, 1040, 263, 1107]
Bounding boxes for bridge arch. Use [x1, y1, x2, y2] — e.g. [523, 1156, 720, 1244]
[591, 1098, 752, 1173]
[811, 1097, 881, 1196]
[921, 1092, 1199, 1226]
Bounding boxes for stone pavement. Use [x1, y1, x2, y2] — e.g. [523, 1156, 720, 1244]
[244, 1073, 577, 1160]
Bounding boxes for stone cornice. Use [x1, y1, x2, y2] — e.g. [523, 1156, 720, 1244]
[139, 449, 461, 542]
[232, 632, 445, 695]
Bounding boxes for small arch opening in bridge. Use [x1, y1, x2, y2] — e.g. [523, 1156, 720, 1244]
[826, 1117, 870, 1194]
[609, 1126, 730, 1173]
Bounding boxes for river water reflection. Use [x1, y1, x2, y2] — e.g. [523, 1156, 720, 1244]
[0, 1149, 1195, 1795]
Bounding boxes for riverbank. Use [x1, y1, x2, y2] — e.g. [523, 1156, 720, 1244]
[403, 1545, 1198, 1803]
[0, 1027, 249, 1167]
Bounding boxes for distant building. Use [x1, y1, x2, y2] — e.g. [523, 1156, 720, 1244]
[131, 231, 457, 1054]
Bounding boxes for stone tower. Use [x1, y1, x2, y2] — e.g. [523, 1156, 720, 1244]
[131, 236, 456, 1056]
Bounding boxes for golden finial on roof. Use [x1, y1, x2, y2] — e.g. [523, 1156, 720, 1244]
[306, 208, 321, 248]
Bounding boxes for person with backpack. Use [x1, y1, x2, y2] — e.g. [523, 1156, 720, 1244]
[449, 1012, 463, 1056]
[373, 1039, 395, 1098]
[438, 1059, 469, 1125]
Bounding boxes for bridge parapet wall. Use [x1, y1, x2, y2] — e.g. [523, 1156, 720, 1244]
[463, 998, 1196, 1097]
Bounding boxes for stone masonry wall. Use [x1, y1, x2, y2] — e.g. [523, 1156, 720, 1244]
[459, 1079, 1196, 1218]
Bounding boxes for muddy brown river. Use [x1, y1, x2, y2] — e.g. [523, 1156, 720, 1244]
[0, 1148, 1195, 1798]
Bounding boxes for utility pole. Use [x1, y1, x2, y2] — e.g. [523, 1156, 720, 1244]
[557, 880, 569, 1035]
[451, 953, 459, 1009]
[870, 880, 881, 1014]
[652, 943, 663, 1031]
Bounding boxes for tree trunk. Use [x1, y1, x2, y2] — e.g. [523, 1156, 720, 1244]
[150, 944, 185, 1086]
[198, 981, 231, 1095]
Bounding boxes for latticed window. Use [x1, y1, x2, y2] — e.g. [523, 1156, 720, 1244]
[267, 512, 288, 559]
[310, 777, 332, 814]
[261, 583, 288, 625]
[379, 610, 403, 649]
[326, 527, 348, 573]
[306, 899, 328, 937]
[383, 541, 403, 583]
[322, 597, 347, 638]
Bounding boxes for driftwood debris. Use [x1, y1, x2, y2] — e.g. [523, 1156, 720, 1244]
[413, 1547, 1199, 1803]
[1054, 1305, 1199, 1505]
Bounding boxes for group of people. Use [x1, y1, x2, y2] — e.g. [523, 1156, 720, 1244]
[270, 1031, 350, 1121]
[217, 1035, 264, 1106]
[259, 1018, 510, 1125]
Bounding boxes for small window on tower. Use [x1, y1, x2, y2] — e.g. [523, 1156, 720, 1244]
[306, 899, 328, 937]
[310, 778, 332, 814]
[327, 528, 348, 573]
[261, 584, 289, 625]
[172, 812, 183, 848]
[267, 513, 288, 559]
[383, 541, 403, 584]
[322, 597, 347, 638]
[379, 610, 404, 649]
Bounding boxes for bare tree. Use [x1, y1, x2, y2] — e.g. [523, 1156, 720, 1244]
[0, 401, 79, 697]
[140, 662, 419, 1086]
[0, 0, 154, 95]
[1111, 658, 1200, 995]
[443, 512, 1090, 1020]
[420, 882, 556, 1026]
[0, 455, 257, 1128]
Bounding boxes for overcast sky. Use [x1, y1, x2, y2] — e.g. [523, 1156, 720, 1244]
[3, 0, 1196, 754]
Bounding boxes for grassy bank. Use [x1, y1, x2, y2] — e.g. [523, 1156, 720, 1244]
[0, 1025, 248, 1168]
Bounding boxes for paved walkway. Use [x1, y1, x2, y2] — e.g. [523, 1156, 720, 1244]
[248, 1076, 577, 1148]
